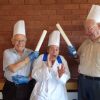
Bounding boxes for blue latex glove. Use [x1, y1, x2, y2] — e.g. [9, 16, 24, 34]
[12, 75, 30, 85]
[28, 51, 39, 62]
[67, 46, 77, 58]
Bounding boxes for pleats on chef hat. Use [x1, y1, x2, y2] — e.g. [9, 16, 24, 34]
[13, 20, 26, 36]
[48, 30, 60, 47]
[87, 5, 100, 23]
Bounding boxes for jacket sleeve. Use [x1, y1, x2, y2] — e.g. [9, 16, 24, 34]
[31, 54, 49, 82]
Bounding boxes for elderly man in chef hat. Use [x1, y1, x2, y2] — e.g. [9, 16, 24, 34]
[30, 30, 70, 100]
[68, 4, 100, 100]
[2, 20, 39, 100]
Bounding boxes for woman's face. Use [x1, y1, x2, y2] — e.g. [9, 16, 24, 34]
[48, 45, 59, 61]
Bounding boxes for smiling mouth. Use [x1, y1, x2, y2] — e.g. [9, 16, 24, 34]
[18, 46, 24, 48]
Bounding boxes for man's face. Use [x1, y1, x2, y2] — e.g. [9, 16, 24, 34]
[48, 45, 59, 61]
[12, 34, 27, 52]
[85, 19, 100, 40]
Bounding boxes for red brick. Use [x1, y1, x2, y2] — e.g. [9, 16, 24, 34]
[0, 9, 40, 16]
[0, 15, 17, 20]
[32, 5, 48, 10]
[57, 0, 71, 4]
[0, 0, 9, 5]
[64, 15, 80, 20]
[25, 0, 40, 4]
[56, 10, 72, 15]
[72, 0, 87, 3]
[80, 15, 87, 20]
[0, 33, 11, 38]
[49, 15, 64, 20]
[9, 0, 24, 5]
[64, 4, 79, 9]
[62, 25, 84, 31]
[48, 4, 64, 10]
[72, 9, 88, 14]
[0, 5, 46, 10]
[79, 4, 92, 9]
[25, 16, 49, 21]
[57, 21, 72, 25]
[88, 0, 100, 3]
[72, 20, 84, 25]
[0, 10, 10, 15]
[0, 21, 14, 31]
[6, 9, 56, 16]
[40, 10, 56, 15]
[41, 0, 56, 4]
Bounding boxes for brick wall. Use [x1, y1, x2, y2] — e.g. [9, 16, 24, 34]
[0, 0, 100, 80]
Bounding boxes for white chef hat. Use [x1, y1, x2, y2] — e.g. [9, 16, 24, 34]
[87, 4, 100, 23]
[13, 20, 26, 36]
[48, 30, 60, 47]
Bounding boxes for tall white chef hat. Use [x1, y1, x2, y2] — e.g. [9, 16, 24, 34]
[87, 4, 100, 23]
[13, 20, 26, 36]
[48, 30, 60, 47]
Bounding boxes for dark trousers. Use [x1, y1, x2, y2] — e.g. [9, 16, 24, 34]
[78, 74, 100, 100]
[2, 79, 36, 100]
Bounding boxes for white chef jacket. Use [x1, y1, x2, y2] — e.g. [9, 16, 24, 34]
[30, 54, 70, 100]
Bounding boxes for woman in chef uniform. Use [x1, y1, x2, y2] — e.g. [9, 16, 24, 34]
[30, 30, 70, 100]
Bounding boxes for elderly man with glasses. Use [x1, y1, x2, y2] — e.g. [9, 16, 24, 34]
[2, 20, 39, 100]
[68, 5, 100, 100]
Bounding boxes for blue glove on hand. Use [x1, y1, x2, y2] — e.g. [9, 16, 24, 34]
[28, 51, 39, 62]
[12, 75, 30, 85]
[67, 46, 77, 58]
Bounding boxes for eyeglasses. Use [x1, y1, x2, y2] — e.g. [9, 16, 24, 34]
[14, 39, 26, 43]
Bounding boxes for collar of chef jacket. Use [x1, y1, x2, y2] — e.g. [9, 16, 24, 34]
[42, 53, 62, 64]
